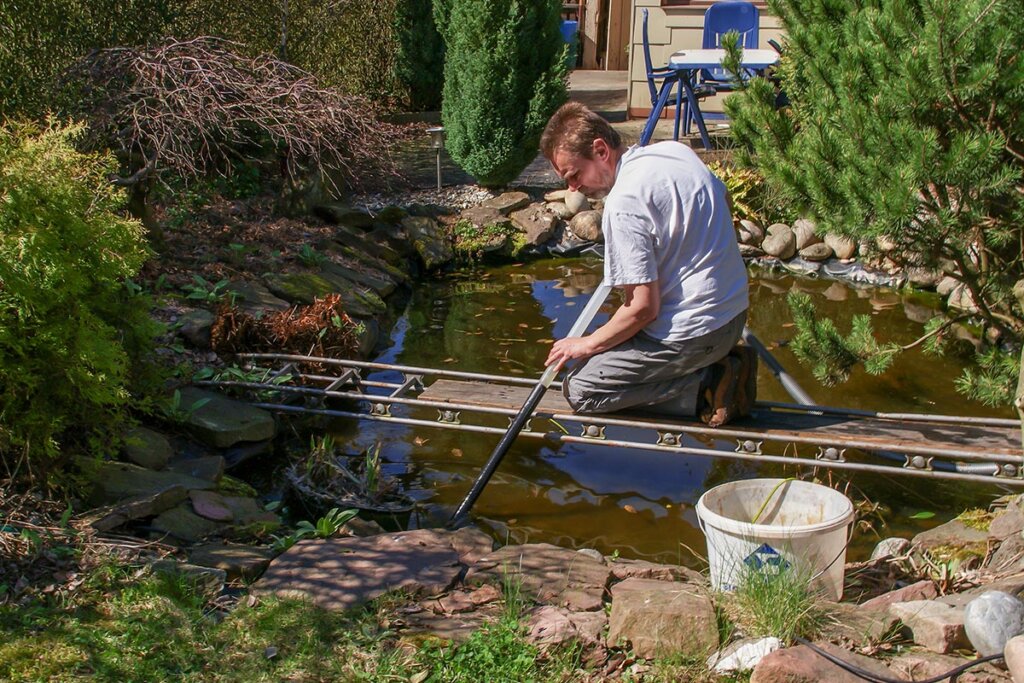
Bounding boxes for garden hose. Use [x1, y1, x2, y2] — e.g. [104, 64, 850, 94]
[794, 637, 1003, 683]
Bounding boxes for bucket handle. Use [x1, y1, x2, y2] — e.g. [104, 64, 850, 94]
[696, 515, 855, 588]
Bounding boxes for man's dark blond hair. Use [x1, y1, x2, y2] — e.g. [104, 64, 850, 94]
[540, 101, 621, 161]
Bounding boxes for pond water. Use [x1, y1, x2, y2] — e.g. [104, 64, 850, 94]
[324, 259, 1015, 565]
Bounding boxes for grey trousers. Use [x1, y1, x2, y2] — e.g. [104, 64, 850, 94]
[562, 310, 747, 416]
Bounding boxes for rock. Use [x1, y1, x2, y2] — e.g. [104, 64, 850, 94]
[823, 603, 900, 648]
[737, 219, 764, 246]
[907, 267, 944, 290]
[480, 191, 531, 216]
[824, 233, 857, 260]
[122, 426, 173, 470]
[525, 605, 607, 651]
[177, 387, 276, 449]
[76, 458, 214, 506]
[373, 205, 407, 224]
[608, 558, 703, 584]
[707, 637, 783, 675]
[313, 269, 388, 318]
[799, 243, 834, 261]
[225, 280, 291, 317]
[459, 206, 509, 230]
[989, 533, 1024, 573]
[544, 189, 567, 202]
[889, 599, 968, 653]
[889, 651, 1011, 683]
[792, 218, 821, 249]
[425, 584, 502, 615]
[870, 537, 911, 561]
[168, 455, 225, 483]
[606, 578, 717, 660]
[85, 485, 189, 532]
[762, 223, 797, 259]
[564, 190, 591, 216]
[179, 309, 215, 348]
[151, 560, 226, 597]
[860, 579, 937, 610]
[401, 216, 452, 271]
[401, 603, 504, 643]
[189, 490, 234, 522]
[547, 201, 573, 220]
[938, 577, 1024, 609]
[450, 526, 495, 566]
[782, 256, 822, 276]
[254, 530, 466, 611]
[937, 275, 961, 297]
[751, 642, 896, 683]
[876, 235, 899, 253]
[964, 591, 1024, 656]
[466, 543, 611, 612]
[321, 260, 397, 298]
[1005, 634, 1024, 682]
[568, 210, 603, 242]
[913, 518, 990, 553]
[313, 203, 375, 230]
[152, 503, 226, 543]
[990, 508, 1024, 541]
[262, 271, 335, 305]
[331, 225, 407, 268]
[948, 283, 980, 313]
[510, 204, 558, 246]
[189, 543, 275, 580]
[823, 282, 849, 301]
[739, 243, 765, 258]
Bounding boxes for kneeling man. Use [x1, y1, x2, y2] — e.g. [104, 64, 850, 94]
[540, 102, 755, 426]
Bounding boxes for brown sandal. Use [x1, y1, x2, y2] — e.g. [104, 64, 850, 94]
[700, 356, 742, 427]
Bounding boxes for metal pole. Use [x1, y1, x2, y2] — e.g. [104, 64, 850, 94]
[448, 281, 613, 527]
[436, 148, 442, 191]
[741, 327, 817, 406]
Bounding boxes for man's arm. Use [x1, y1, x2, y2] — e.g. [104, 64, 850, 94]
[545, 281, 660, 370]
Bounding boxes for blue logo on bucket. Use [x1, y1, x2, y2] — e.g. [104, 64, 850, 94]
[743, 543, 791, 571]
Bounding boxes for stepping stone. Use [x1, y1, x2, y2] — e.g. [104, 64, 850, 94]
[178, 387, 276, 449]
[77, 458, 213, 506]
[189, 543, 275, 580]
[606, 578, 717, 660]
[122, 426, 173, 470]
[86, 485, 189, 532]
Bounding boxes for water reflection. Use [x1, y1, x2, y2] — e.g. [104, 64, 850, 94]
[330, 259, 1010, 565]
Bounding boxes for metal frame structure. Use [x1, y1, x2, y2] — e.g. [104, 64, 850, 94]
[198, 352, 1024, 488]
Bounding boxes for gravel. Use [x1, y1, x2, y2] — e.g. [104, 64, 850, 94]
[351, 184, 496, 214]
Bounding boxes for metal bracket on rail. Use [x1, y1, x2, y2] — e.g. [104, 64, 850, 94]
[325, 368, 362, 393]
[438, 409, 461, 425]
[370, 401, 392, 417]
[657, 432, 684, 448]
[735, 439, 763, 455]
[904, 454, 934, 471]
[392, 374, 424, 398]
[581, 424, 606, 440]
[816, 446, 846, 463]
[509, 417, 533, 432]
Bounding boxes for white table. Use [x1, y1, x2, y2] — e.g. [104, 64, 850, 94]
[640, 48, 780, 149]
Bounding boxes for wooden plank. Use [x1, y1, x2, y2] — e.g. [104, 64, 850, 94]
[419, 379, 1022, 458]
[582, 0, 602, 69]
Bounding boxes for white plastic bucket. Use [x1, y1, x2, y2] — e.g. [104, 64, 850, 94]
[695, 478, 855, 600]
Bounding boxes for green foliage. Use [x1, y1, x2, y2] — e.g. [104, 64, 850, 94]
[297, 244, 327, 268]
[725, 561, 829, 644]
[707, 161, 794, 226]
[726, 0, 1024, 340]
[788, 292, 899, 386]
[394, 0, 446, 111]
[180, 275, 233, 304]
[418, 616, 544, 683]
[438, 0, 568, 187]
[955, 346, 1021, 407]
[0, 121, 159, 479]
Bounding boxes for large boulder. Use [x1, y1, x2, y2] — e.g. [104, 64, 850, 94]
[792, 218, 821, 250]
[889, 599, 968, 653]
[824, 232, 857, 260]
[606, 578, 717, 660]
[122, 426, 174, 470]
[564, 190, 591, 216]
[401, 216, 453, 270]
[510, 204, 558, 246]
[177, 387, 276, 449]
[77, 458, 213, 506]
[568, 210, 603, 243]
[762, 223, 797, 260]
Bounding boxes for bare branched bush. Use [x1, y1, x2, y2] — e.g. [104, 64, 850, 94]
[61, 37, 399, 195]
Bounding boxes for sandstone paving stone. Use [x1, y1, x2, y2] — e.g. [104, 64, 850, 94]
[77, 458, 214, 505]
[169, 455, 225, 483]
[402, 216, 452, 270]
[86, 485, 189, 532]
[449, 527, 495, 566]
[189, 490, 234, 522]
[1004, 634, 1024, 683]
[821, 602, 899, 648]
[425, 584, 501, 615]
[913, 518, 990, 553]
[860, 579, 938, 610]
[990, 508, 1024, 541]
[178, 387, 276, 449]
[605, 578, 717, 660]
[399, 603, 503, 643]
[122, 426, 174, 470]
[480, 191, 531, 215]
[254, 530, 465, 612]
[750, 642, 897, 683]
[526, 605, 607, 651]
[466, 543, 612, 612]
[189, 543, 274, 580]
[510, 204, 557, 246]
[989, 535, 1024, 574]
[964, 591, 1024, 656]
[890, 599, 969, 653]
[153, 503, 227, 543]
[608, 558, 703, 584]
[889, 650, 1012, 683]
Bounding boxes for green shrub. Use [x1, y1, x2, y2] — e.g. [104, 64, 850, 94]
[438, 0, 568, 187]
[0, 121, 158, 480]
[394, 0, 445, 111]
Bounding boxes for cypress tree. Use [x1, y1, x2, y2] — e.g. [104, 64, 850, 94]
[394, 0, 445, 111]
[726, 0, 1024, 405]
[438, 0, 568, 187]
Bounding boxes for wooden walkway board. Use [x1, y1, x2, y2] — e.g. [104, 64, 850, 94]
[419, 380, 1022, 459]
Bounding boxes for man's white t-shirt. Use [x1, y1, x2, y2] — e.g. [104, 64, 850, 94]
[601, 141, 748, 342]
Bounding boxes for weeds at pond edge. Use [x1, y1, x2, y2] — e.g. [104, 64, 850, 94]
[722, 561, 832, 645]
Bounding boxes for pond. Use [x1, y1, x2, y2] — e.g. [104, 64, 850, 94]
[322, 259, 1015, 565]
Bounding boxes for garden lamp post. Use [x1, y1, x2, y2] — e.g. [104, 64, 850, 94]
[426, 127, 445, 191]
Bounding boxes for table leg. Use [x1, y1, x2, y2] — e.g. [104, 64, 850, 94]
[639, 77, 677, 147]
[679, 74, 711, 149]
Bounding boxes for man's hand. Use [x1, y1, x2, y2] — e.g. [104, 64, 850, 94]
[545, 336, 597, 371]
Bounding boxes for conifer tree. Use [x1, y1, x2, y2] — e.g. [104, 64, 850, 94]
[437, 0, 568, 187]
[726, 0, 1024, 406]
[394, 0, 445, 111]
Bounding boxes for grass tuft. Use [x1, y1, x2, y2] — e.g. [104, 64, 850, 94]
[723, 562, 831, 644]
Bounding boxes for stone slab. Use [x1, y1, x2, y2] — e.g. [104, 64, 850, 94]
[179, 387, 276, 449]
[86, 485, 189, 532]
[77, 458, 214, 506]
[189, 543, 275, 580]
[751, 642, 897, 683]
[254, 530, 463, 612]
[152, 503, 226, 543]
[169, 455, 225, 483]
[890, 599, 968, 653]
[122, 426, 173, 470]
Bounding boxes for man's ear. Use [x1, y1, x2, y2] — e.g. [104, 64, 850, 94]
[592, 138, 610, 160]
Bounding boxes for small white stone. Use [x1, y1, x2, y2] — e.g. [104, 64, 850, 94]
[870, 537, 911, 561]
[964, 591, 1024, 656]
[707, 637, 783, 674]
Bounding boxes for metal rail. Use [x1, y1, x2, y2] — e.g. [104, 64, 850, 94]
[199, 353, 1023, 487]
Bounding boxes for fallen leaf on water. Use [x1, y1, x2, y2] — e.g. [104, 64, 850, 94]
[451, 448, 462, 458]
[413, 436, 430, 446]
[518, 323, 529, 328]
[623, 505, 637, 514]
[443, 357, 457, 363]
[782, 322, 794, 328]
[507, 518, 518, 524]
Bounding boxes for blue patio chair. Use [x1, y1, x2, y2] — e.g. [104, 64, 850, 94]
[641, 8, 713, 141]
[700, 1, 760, 87]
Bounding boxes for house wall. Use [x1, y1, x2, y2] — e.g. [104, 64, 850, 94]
[627, 1, 784, 118]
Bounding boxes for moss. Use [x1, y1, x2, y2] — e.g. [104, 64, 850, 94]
[924, 542, 987, 564]
[956, 508, 993, 531]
